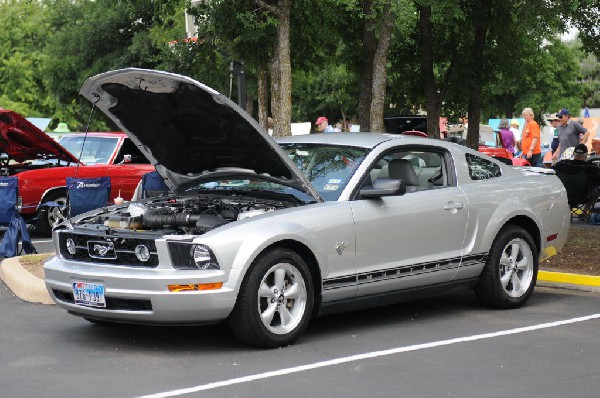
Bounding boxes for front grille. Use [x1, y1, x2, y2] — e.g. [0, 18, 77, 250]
[52, 289, 153, 311]
[58, 232, 159, 267]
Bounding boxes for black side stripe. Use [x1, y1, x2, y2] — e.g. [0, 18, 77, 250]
[323, 253, 488, 291]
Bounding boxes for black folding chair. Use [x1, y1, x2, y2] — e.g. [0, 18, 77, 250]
[555, 169, 599, 222]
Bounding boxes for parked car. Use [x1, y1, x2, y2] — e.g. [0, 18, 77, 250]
[0, 109, 155, 235]
[44, 69, 570, 348]
[446, 124, 530, 166]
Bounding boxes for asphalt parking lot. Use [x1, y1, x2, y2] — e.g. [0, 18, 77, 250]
[1, 281, 599, 398]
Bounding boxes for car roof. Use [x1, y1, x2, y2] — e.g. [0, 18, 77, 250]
[277, 132, 414, 148]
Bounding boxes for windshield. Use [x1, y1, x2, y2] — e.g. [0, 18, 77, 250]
[280, 143, 369, 201]
[58, 136, 119, 164]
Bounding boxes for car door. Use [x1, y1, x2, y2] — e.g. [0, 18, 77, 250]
[349, 147, 470, 297]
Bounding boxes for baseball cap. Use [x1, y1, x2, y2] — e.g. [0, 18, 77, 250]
[557, 108, 570, 117]
[547, 113, 559, 121]
[315, 116, 328, 125]
[510, 119, 519, 126]
[574, 143, 588, 154]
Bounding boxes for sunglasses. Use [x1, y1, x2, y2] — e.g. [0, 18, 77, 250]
[557, 116, 563, 119]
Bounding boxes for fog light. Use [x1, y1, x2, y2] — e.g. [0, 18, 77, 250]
[66, 238, 76, 255]
[134, 244, 150, 262]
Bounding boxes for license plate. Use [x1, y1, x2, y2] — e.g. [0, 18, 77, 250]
[72, 282, 106, 308]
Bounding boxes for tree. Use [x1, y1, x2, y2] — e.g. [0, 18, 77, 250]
[0, 1, 53, 117]
[43, 0, 185, 129]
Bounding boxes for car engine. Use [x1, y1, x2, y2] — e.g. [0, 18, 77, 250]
[75, 194, 296, 236]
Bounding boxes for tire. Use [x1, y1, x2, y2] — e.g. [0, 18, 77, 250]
[475, 225, 538, 309]
[227, 248, 314, 348]
[35, 191, 67, 237]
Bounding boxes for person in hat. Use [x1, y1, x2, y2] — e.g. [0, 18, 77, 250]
[520, 108, 542, 166]
[546, 113, 560, 155]
[315, 116, 335, 133]
[552, 108, 590, 162]
[554, 143, 600, 193]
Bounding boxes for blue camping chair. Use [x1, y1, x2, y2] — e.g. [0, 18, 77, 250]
[66, 177, 111, 217]
[0, 176, 37, 257]
[141, 171, 170, 199]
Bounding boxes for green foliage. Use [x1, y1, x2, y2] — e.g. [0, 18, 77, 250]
[293, 63, 358, 123]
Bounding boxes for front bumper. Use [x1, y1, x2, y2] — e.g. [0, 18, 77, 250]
[44, 256, 237, 324]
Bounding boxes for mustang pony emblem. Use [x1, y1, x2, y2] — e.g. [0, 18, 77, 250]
[87, 241, 116, 259]
[93, 244, 111, 256]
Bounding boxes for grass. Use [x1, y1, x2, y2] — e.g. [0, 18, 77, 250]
[540, 225, 600, 275]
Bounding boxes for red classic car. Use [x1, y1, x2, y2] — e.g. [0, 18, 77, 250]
[0, 109, 154, 235]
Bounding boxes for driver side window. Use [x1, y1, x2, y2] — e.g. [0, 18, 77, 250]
[364, 149, 448, 193]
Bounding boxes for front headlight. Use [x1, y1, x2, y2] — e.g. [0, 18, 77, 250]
[191, 244, 219, 269]
[168, 242, 220, 270]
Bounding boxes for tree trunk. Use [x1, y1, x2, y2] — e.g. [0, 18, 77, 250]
[418, 4, 441, 139]
[257, 0, 292, 137]
[369, 1, 396, 132]
[466, 1, 489, 150]
[257, 62, 269, 130]
[358, 0, 376, 132]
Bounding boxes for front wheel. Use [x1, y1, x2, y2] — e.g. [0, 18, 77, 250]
[228, 248, 314, 348]
[35, 191, 67, 237]
[475, 225, 538, 309]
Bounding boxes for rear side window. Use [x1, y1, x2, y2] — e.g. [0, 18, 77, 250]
[466, 153, 501, 180]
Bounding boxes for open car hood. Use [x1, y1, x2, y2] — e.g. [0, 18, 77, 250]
[0, 110, 80, 164]
[79, 68, 323, 202]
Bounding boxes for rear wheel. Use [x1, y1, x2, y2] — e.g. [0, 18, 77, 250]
[475, 225, 538, 309]
[228, 248, 314, 348]
[35, 191, 67, 236]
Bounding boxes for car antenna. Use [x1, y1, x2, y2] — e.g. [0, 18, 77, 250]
[69, 100, 98, 208]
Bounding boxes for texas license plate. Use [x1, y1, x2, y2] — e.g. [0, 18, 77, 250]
[72, 282, 106, 308]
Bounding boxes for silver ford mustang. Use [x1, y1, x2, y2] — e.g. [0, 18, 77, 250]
[44, 68, 570, 348]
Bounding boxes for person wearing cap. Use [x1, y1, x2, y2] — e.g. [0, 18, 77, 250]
[315, 116, 335, 133]
[546, 113, 560, 154]
[520, 108, 542, 166]
[552, 108, 589, 162]
[554, 143, 600, 198]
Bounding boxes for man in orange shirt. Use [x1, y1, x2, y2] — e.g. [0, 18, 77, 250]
[520, 107, 541, 166]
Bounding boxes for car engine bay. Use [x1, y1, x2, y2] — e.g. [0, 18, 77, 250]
[72, 194, 297, 236]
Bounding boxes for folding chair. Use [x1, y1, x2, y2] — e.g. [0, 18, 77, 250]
[0, 176, 37, 257]
[66, 177, 111, 218]
[555, 169, 598, 222]
[141, 171, 170, 199]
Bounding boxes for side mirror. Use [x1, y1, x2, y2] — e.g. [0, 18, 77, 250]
[360, 178, 406, 198]
[120, 154, 132, 164]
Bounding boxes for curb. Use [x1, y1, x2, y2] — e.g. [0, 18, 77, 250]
[0, 256, 54, 305]
[537, 270, 600, 293]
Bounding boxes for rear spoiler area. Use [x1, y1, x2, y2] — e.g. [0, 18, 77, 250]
[515, 166, 556, 176]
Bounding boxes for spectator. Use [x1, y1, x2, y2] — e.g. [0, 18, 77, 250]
[546, 113, 560, 154]
[498, 118, 516, 154]
[343, 117, 353, 132]
[509, 119, 521, 155]
[520, 108, 542, 166]
[552, 108, 590, 162]
[315, 116, 335, 133]
[554, 143, 600, 198]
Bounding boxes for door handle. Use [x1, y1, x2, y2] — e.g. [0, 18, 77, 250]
[444, 202, 465, 211]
